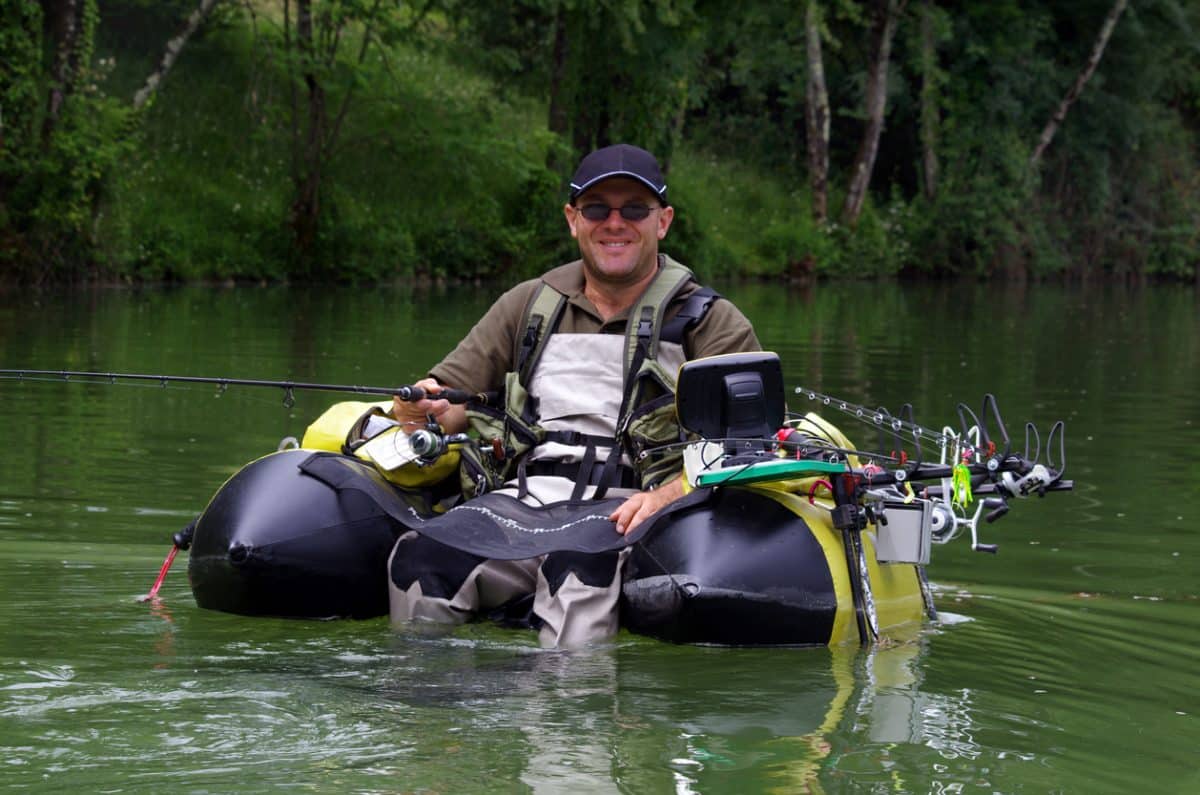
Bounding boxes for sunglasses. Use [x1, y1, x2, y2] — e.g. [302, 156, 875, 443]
[576, 203, 657, 222]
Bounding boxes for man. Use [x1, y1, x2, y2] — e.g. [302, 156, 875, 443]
[389, 143, 760, 648]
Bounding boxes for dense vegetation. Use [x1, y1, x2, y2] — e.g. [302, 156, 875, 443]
[2, 0, 1197, 284]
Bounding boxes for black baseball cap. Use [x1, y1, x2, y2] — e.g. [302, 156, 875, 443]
[568, 144, 668, 205]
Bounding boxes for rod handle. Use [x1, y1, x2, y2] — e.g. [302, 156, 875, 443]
[394, 386, 475, 404]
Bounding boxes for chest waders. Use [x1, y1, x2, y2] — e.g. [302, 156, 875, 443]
[458, 257, 720, 502]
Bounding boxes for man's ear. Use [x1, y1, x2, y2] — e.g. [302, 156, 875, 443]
[564, 203, 581, 239]
[657, 205, 675, 240]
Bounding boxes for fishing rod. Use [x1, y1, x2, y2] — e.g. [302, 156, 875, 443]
[0, 368, 482, 407]
[792, 384, 1067, 474]
[794, 385, 966, 454]
[4, 369, 1063, 480]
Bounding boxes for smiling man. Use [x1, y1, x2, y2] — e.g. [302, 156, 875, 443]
[388, 144, 760, 648]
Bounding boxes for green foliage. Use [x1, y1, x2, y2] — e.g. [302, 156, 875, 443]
[0, 0, 133, 281]
[450, 0, 706, 163]
[318, 185, 418, 282]
[666, 148, 923, 280]
[100, 22, 288, 281]
[99, 0, 238, 48]
[1, 0, 1196, 283]
[100, 13, 567, 283]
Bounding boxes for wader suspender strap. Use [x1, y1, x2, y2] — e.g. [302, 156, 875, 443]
[516, 284, 568, 383]
[621, 257, 696, 378]
[509, 260, 709, 500]
[598, 285, 720, 496]
[515, 282, 619, 450]
[594, 257, 697, 499]
[512, 285, 567, 500]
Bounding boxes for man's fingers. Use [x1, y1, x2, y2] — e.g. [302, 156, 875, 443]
[609, 497, 640, 535]
[611, 494, 659, 536]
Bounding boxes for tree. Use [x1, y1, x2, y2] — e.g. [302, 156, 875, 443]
[0, 0, 223, 280]
[805, 0, 831, 223]
[274, 0, 434, 269]
[452, 0, 704, 175]
[133, 0, 221, 109]
[1028, 0, 1129, 170]
[841, 0, 905, 226]
[916, 0, 944, 200]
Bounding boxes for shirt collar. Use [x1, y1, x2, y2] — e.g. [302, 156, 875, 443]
[542, 257, 667, 326]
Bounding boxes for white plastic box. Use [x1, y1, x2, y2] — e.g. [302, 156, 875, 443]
[875, 500, 933, 565]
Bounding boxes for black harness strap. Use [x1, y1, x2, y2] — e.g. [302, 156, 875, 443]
[569, 444, 598, 501]
[660, 287, 721, 349]
[593, 325, 653, 500]
[510, 268, 722, 501]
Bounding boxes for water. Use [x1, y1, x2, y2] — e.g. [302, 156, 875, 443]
[1, 281, 1197, 792]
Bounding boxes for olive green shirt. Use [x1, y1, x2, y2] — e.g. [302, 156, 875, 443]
[431, 258, 761, 393]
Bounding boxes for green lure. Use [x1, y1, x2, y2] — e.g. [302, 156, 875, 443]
[952, 462, 973, 509]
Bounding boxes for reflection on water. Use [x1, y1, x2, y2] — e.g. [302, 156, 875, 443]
[1, 281, 1198, 791]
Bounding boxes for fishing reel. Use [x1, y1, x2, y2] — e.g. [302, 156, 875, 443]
[408, 427, 471, 461]
[351, 412, 469, 471]
[927, 496, 1007, 553]
[995, 463, 1058, 498]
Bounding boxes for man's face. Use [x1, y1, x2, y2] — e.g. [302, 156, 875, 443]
[564, 178, 674, 288]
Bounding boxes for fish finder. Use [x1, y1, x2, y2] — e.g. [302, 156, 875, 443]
[676, 352, 785, 457]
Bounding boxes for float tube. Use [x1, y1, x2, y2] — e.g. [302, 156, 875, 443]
[187, 449, 403, 619]
[183, 353, 1069, 645]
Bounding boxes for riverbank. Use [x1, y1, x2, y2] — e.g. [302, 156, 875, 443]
[5, 4, 1196, 285]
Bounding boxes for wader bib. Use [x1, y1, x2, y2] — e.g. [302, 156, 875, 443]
[457, 256, 720, 500]
[389, 258, 722, 648]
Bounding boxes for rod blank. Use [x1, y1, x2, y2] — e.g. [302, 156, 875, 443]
[0, 369, 476, 404]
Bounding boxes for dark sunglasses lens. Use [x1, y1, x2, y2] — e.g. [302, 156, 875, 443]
[579, 204, 610, 221]
[578, 204, 654, 222]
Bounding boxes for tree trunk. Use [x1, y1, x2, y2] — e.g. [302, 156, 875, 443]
[41, 0, 86, 147]
[918, 0, 939, 201]
[595, 105, 611, 150]
[1029, 0, 1128, 171]
[289, 0, 325, 260]
[661, 76, 689, 177]
[804, 0, 830, 224]
[133, 0, 222, 110]
[547, 5, 569, 139]
[545, 3, 570, 171]
[841, 0, 903, 226]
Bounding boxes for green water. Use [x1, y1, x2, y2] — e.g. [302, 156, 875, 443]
[1, 281, 1197, 793]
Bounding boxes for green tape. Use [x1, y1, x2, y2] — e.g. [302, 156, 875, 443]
[696, 458, 846, 487]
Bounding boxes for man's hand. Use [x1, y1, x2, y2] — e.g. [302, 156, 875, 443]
[610, 477, 685, 535]
[392, 377, 467, 433]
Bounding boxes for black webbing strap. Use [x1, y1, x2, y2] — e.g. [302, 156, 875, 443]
[516, 456, 530, 501]
[516, 316, 542, 379]
[542, 429, 612, 448]
[523, 459, 639, 489]
[569, 444, 597, 501]
[594, 331, 653, 499]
